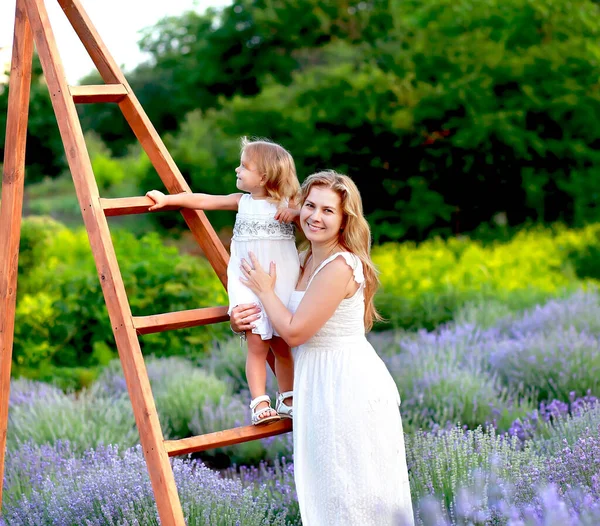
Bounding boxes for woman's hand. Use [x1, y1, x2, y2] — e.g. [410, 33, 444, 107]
[146, 190, 168, 211]
[240, 252, 276, 298]
[230, 303, 262, 333]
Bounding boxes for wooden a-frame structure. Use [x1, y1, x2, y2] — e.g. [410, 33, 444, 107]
[0, 0, 292, 523]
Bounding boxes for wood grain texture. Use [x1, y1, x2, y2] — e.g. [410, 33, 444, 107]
[23, 0, 185, 523]
[70, 84, 128, 103]
[101, 196, 180, 216]
[133, 306, 229, 335]
[58, 0, 230, 288]
[0, 0, 33, 507]
[164, 420, 293, 456]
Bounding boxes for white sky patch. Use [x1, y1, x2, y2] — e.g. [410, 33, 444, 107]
[0, 0, 231, 83]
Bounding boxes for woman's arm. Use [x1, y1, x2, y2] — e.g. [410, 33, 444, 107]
[146, 190, 242, 211]
[241, 253, 355, 347]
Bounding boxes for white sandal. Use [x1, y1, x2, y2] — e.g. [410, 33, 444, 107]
[250, 395, 281, 426]
[275, 391, 293, 419]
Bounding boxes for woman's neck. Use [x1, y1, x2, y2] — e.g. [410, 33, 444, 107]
[311, 241, 341, 264]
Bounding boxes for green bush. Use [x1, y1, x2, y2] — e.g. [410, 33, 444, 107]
[13, 217, 229, 388]
[7, 389, 139, 454]
[153, 362, 231, 439]
[373, 224, 600, 330]
[407, 426, 543, 516]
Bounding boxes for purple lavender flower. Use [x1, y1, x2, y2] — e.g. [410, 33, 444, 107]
[2, 442, 294, 525]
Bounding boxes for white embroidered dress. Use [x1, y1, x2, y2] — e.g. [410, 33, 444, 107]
[227, 193, 300, 340]
[288, 252, 414, 526]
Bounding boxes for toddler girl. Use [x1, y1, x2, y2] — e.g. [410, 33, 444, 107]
[146, 137, 300, 425]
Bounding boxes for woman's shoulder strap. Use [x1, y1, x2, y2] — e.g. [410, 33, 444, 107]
[308, 251, 365, 288]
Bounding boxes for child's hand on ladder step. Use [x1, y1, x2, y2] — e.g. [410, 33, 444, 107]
[146, 190, 167, 211]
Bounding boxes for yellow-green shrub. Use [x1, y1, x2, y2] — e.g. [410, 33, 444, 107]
[373, 224, 600, 329]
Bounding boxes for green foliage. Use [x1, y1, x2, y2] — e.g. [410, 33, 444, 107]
[373, 224, 600, 329]
[407, 426, 543, 517]
[0, 55, 66, 181]
[387, 0, 600, 233]
[128, 0, 600, 242]
[529, 402, 600, 456]
[137, 111, 241, 232]
[85, 132, 127, 191]
[7, 390, 139, 454]
[18, 216, 67, 278]
[6, 0, 600, 242]
[13, 216, 228, 388]
[152, 361, 231, 439]
[93, 357, 232, 440]
[80, 0, 391, 155]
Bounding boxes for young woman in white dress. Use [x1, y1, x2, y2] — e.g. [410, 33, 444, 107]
[146, 138, 301, 425]
[235, 170, 415, 525]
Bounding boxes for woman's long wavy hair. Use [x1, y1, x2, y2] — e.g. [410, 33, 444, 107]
[241, 137, 299, 207]
[299, 170, 382, 331]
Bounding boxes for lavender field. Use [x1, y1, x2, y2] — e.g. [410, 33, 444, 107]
[3, 290, 600, 525]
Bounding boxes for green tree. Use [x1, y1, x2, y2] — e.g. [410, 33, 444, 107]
[385, 0, 600, 233]
[0, 55, 66, 182]
[79, 0, 392, 155]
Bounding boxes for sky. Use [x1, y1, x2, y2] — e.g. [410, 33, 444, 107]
[0, 0, 231, 84]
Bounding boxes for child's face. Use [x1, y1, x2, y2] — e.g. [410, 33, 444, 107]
[235, 152, 265, 195]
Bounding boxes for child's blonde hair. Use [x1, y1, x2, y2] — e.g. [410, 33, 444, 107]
[241, 137, 299, 207]
[299, 170, 382, 331]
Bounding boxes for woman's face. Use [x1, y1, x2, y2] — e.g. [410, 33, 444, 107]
[300, 186, 344, 245]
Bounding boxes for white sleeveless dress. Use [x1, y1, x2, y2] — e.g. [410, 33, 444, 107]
[288, 252, 414, 526]
[227, 194, 300, 340]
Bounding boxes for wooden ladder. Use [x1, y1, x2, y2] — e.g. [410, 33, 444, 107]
[0, 0, 292, 523]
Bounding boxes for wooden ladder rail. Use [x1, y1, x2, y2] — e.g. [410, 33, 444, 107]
[56, 0, 230, 288]
[0, 0, 292, 523]
[0, 0, 34, 506]
[18, 0, 185, 522]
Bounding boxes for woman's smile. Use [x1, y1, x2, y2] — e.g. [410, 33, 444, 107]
[306, 221, 325, 232]
[300, 187, 343, 241]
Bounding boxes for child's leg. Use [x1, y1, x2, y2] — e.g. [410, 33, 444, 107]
[270, 336, 294, 407]
[246, 332, 277, 420]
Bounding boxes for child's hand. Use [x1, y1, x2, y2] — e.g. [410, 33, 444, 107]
[146, 190, 168, 211]
[275, 207, 300, 224]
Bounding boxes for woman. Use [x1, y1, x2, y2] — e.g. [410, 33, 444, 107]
[232, 171, 414, 525]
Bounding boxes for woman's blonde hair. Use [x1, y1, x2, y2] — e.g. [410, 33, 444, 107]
[241, 137, 299, 206]
[300, 170, 382, 331]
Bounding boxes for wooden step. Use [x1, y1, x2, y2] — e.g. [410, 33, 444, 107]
[100, 196, 181, 216]
[69, 84, 128, 103]
[164, 420, 293, 456]
[133, 306, 229, 335]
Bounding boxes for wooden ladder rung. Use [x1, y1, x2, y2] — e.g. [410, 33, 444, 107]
[133, 306, 229, 335]
[164, 420, 293, 456]
[101, 196, 180, 217]
[69, 84, 128, 103]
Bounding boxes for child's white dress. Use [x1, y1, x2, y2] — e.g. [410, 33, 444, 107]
[227, 194, 300, 340]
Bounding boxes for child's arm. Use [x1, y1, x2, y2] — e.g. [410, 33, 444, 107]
[274, 197, 301, 225]
[146, 190, 242, 211]
[274, 207, 300, 224]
